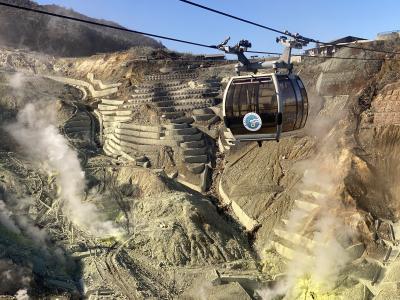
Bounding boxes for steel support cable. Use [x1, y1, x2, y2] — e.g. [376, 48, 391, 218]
[0, 1, 396, 62]
[179, 0, 292, 37]
[179, 0, 400, 56]
[0, 1, 283, 56]
[246, 50, 392, 61]
[0, 1, 217, 50]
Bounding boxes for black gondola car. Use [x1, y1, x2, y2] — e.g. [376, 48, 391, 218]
[222, 73, 308, 143]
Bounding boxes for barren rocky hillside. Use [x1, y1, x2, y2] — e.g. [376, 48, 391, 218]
[0, 37, 400, 299]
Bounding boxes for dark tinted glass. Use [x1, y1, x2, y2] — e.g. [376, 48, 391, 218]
[224, 76, 277, 135]
[292, 77, 304, 130]
[298, 79, 308, 128]
[259, 82, 278, 114]
[278, 77, 297, 132]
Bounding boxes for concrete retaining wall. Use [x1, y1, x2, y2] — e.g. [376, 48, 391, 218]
[131, 89, 216, 100]
[163, 123, 188, 130]
[109, 133, 179, 147]
[134, 83, 187, 94]
[136, 81, 184, 89]
[193, 114, 215, 121]
[163, 127, 198, 136]
[158, 103, 213, 113]
[91, 75, 217, 195]
[218, 179, 259, 231]
[187, 163, 205, 174]
[145, 72, 197, 81]
[100, 110, 132, 116]
[176, 164, 209, 193]
[87, 73, 121, 89]
[167, 132, 203, 142]
[160, 111, 185, 119]
[170, 117, 195, 124]
[182, 147, 207, 156]
[72, 85, 88, 101]
[181, 140, 205, 149]
[101, 99, 125, 106]
[98, 104, 119, 110]
[108, 135, 159, 152]
[101, 115, 132, 122]
[46, 76, 118, 98]
[114, 128, 161, 139]
[153, 98, 214, 107]
[183, 155, 208, 164]
[118, 123, 163, 133]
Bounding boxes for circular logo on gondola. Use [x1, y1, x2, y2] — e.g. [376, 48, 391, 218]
[243, 112, 262, 132]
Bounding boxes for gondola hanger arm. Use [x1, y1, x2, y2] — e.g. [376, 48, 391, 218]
[216, 33, 309, 75]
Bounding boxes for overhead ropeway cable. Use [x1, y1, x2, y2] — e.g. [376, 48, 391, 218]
[0, 1, 397, 62]
[0, 1, 284, 56]
[179, 0, 291, 37]
[0, 1, 219, 50]
[246, 50, 392, 61]
[179, 0, 400, 56]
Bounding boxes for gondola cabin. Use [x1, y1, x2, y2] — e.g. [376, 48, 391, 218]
[222, 73, 308, 144]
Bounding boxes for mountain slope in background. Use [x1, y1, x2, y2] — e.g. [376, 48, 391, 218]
[0, 0, 163, 57]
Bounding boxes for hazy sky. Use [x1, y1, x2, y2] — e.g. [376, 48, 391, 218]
[35, 0, 400, 55]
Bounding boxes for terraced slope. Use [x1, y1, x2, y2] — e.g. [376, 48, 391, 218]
[47, 69, 221, 192]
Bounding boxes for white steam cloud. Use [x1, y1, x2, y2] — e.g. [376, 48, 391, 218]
[291, 155, 352, 289]
[257, 94, 360, 298]
[7, 72, 27, 107]
[15, 289, 30, 300]
[6, 101, 120, 237]
[0, 197, 48, 246]
[0, 200, 21, 234]
[259, 152, 354, 299]
[8, 72, 25, 89]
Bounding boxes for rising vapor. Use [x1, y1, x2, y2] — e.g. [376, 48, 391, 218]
[257, 95, 359, 299]
[6, 100, 121, 237]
